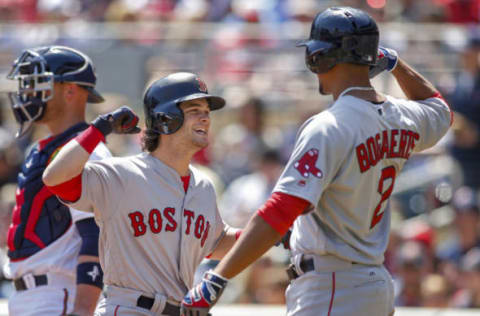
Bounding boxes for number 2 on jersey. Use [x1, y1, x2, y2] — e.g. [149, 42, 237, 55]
[370, 166, 396, 229]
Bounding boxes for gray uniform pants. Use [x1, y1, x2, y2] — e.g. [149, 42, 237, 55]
[286, 254, 394, 316]
[95, 285, 179, 316]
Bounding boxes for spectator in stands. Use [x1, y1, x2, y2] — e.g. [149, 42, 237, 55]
[214, 96, 268, 184]
[220, 149, 283, 228]
[439, 186, 480, 264]
[0, 128, 22, 188]
[421, 274, 452, 308]
[241, 256, 288, 304]
[439, 0, 480, 23]
[395, 241, 430, 306]
[449, 33, 480, 189]
[451, 247, 480, 307]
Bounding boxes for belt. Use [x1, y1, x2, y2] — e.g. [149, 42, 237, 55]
[137, 295, 180, 316]
[286, 257, 359, 281]
[13, 274, 48, 291]
[286, 258, 315, 281]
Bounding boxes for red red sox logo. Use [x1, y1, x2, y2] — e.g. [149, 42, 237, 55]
[196, 77, 208, 93]
[294, 148, 323, 179]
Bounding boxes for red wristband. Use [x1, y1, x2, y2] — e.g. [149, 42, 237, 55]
[75, 125, 105, 154]
[235, 230, 242, 240]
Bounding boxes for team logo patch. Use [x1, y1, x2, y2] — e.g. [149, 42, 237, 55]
[294, 148, 323, 179]
[196, 77, 208, 93]
[87, 265, 100, 281]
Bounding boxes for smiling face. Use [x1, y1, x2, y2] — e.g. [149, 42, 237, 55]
[176, 98, 211, 150]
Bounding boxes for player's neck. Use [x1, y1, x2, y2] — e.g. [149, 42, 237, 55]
[329, 65, 374, 100]
[332, 80, 373, 100]
[45, 113, 85, 136]
[151, 144, 194, 177]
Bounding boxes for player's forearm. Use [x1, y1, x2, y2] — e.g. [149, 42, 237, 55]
[391, 58, 439, 100]
[73, 255, 102, 315]
[214, 214, 282, 279]
[43, 139, 90, 186]
[73, 283, 101, 316]
[209, 229, 239, 260]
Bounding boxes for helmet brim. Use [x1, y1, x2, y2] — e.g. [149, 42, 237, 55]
[178, 93, 225, 111]
[85, 86, 105, 103]
[296, 39, 335, 57]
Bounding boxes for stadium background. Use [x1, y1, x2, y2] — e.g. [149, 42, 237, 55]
[0, 0, 479, 314]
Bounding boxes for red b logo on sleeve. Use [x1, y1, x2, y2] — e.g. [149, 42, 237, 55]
[294, 148, 323, 179]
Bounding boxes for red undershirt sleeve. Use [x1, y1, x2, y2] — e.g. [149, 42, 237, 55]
[45, 173, 83, 202]
[257, 192, 311, 236]
[46, 126, 107, 202]
[430, 91, 453, 126]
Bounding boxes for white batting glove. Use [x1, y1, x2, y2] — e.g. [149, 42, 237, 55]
[369, 46, 398, 79]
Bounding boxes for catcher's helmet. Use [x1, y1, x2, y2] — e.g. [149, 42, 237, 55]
[297, 7, 379, 74]
[143, 72, 225, 135]
[7, 45, 104, 137]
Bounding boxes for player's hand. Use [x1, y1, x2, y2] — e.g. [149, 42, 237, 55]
[92, 106, 141, 136]
[181, 270, 228, 316]
[369, 47, 398, 79]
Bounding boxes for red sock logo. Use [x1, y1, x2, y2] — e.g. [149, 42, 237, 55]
[294, 148, 323, 178]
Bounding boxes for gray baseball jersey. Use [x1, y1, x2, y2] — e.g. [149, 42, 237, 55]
[65, 152, 226, 302]
[274, 93, 451, 265]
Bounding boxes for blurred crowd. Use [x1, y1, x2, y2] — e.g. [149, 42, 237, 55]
[0, 0, 479, 310]
[0, 0, 479, 23]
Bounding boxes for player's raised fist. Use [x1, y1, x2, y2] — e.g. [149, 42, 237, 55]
[92, 106, 141, 136]
[369, 46, 399, 79]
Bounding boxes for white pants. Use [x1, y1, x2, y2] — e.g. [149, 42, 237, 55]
[8, 273, 75, 316]
[95, 285, 176, 316]
[286, 255, 394, 316]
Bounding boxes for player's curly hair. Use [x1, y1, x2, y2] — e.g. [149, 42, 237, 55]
[141, 129, 160, 152]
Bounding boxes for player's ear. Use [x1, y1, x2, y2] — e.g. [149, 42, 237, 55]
[62, 83, 76, 101]
[64, 83, 88, 103]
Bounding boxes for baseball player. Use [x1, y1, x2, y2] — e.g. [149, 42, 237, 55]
[181, 7, 452, 316]
[4, 46, 110, 315]
[42, 73, 241, 316]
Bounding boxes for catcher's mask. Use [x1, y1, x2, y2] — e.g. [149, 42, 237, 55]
[7, 45, 104, 137]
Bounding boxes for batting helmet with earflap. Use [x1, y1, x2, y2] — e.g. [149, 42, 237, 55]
[143, 72, 225, 135]
[297, 7, 379, 74]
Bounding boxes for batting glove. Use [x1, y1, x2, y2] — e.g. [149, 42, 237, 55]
[181, 270, 228, 316]
[369, 46, 398, 79]
[92, 106, 141, 137]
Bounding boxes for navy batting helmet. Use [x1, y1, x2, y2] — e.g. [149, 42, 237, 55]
[7, 45, 104, 137]
[143, 72, 225, 135]
[297, 7, 379, 74]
